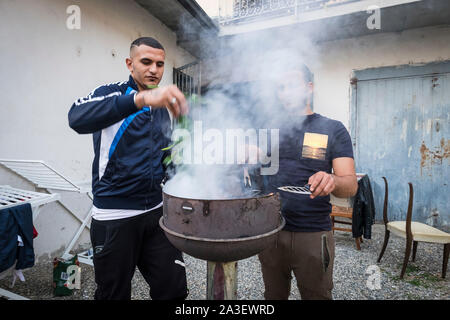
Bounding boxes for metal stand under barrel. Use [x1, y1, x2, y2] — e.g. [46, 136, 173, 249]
[207, 261, 237, 300]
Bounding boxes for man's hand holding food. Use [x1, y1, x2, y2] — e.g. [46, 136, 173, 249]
[134, 85, 189, 118]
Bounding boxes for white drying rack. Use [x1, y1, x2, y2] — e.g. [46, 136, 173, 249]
[0, 185, 60, 300]
[0, 185, 60, 223]
[0, 159, 94, 266]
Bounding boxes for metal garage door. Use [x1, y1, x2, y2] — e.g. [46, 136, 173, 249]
[351, 61, 450, 229]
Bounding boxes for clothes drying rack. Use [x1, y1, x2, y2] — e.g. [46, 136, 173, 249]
[0, 159, 94, 266]
[0, 185, 60, 300]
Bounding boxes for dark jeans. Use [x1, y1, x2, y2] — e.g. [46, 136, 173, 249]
[90, 207, 188, 300]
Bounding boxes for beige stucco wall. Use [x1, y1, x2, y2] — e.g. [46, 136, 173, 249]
[0, 0, 195, 260]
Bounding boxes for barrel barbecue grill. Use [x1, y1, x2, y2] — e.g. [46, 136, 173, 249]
[159, 173, 285, 300]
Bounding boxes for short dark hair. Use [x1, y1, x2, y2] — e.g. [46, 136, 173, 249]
[130, 37, 164, 51]
[298, 63, 313, 84]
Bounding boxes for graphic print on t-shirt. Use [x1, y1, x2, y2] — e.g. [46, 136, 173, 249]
[302, 132, 328, 160]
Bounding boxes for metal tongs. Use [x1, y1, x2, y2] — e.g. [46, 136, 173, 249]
[243, 167, 261, 195]
[243, 167, 252, 188]
[277, 184, 312, 195]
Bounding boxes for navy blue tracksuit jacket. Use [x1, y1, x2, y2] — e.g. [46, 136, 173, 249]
[68, 75, 172, 210]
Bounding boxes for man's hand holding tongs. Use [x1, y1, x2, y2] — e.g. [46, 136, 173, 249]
[307, 171, 336, 199]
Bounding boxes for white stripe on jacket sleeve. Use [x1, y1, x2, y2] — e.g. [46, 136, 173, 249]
[75, 91, 122, 106]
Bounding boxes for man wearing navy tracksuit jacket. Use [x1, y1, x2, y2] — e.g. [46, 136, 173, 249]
[68, 37, 189, 300]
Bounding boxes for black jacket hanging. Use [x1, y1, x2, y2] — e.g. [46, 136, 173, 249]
[352, 175, 376, 239]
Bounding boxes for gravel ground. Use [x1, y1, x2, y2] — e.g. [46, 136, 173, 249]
[1, 223, 448, 300]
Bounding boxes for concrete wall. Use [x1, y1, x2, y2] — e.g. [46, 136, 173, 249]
[313, 25, 450, 129]
[204, 24, 450, 127]
[0, 0, 195, 261]
[204, 25, 450, 129]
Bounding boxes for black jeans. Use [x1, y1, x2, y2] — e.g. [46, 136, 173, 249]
[90, 207, 188, 300]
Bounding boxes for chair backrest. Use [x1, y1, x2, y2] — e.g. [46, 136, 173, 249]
[405, 182, 414, 240]
[382, 178, 414, 236]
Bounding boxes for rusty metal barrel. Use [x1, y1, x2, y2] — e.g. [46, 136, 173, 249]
[159, 190, 284, 262]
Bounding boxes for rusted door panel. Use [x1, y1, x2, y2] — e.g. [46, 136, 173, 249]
[353, 66, 449, 228]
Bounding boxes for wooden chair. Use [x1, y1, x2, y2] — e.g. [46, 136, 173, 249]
[331, 205, 363, 250]
[377, 177, 450, 279]
[330, 173, 366, 250]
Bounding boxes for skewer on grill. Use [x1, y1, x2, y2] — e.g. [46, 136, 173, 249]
[277, 185, 312, 195]
[243, 167, 252, 188]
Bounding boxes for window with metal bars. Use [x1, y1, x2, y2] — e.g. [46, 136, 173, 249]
[173, 61, 201, 97]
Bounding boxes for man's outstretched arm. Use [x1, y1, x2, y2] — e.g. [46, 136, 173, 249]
[68, 85, 138, 134]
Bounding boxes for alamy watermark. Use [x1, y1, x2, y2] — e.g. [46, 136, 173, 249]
[171, 121, 280, 175]
[366, 265, 381, 290]
[62, 264, 81, 290]
[66, 5, 81, 30]
[366, 5, 381, 30]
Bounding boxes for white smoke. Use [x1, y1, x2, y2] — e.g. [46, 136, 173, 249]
[164, 23, 319, 199]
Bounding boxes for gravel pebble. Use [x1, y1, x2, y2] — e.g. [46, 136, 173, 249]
[1, 223, 448, 300]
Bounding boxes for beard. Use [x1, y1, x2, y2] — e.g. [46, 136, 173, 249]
[281, 96, 308, 114]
